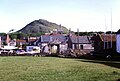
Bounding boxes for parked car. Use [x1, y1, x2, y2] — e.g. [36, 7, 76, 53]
[16, 50, 26, 55]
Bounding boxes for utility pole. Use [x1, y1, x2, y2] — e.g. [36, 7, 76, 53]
[104, 16, 107, 49]
[110, 8, 113, 48]
[77, 28, 79, 49]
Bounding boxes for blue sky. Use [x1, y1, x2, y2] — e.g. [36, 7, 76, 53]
[0, 0, 120, 33]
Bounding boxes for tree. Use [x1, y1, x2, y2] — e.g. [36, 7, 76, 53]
[0, 33, 6, 36]
[9, 33, 17, 40]
[75, 32, 94, 36]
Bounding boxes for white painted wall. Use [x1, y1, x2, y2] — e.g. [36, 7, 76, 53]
[0, 37, 1, 48]
[60, 44, 68, 52]
[72, 44, 75, 49]
[116, 34, 120, 53]
[83, 44, 93, 49]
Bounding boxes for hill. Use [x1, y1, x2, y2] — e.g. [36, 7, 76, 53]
[18, 19, 69, 34]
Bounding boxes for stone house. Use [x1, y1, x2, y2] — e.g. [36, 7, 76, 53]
[91, 33, 116, 53]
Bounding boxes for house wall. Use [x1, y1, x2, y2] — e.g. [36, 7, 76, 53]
[81, 44, 93, 49]
[41, 43, 48, 48]
[67, 39, 72, 49]
[71, 43, 93, 50]
[93, 36, 116, 52]
[60, 44, 68, 52]
[72, 44, 75, 49]
[92, 34, 102, 52]
[0, 37, 1, 48]
[94, 41, 103, 52]
[116, 34, 120, 53]
[6, 34, 11, 46]
[72, 44, 79, 49]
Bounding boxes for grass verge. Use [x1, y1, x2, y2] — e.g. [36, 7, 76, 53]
[0, 56, 119, 81]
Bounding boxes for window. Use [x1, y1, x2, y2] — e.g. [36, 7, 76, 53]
[80, 45, 83, 49]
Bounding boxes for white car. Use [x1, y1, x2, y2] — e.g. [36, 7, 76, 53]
[16, 50, 26, 55]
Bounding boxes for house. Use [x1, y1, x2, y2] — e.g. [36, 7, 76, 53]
[0, 34, 15, 47]
[0, 35, 6, 46]
[36, 34, 50, 47]
[28, 39, 38, 46]
[36, 34, 67, 46]
[67, 35, 93, 50]
[16, 39, 27, 45]
[48, 34, 68, 54]
[116, 29, 120, 53]
[35, 33, 94, 55]
[0, 37, 1, 48]
[27, 36, 39, 45]
[15, 36, 39, 49]
[16, 39, 27, 49]
[9, 39, 16, 46]
[91, 33, 116, 53]
[36, 34, 68, 54]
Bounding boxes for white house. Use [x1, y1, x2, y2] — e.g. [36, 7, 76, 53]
[0, 37, 1, 48]
[116, 29, 120, 53]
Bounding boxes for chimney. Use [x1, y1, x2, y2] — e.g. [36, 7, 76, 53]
[6, 34, 11, 46]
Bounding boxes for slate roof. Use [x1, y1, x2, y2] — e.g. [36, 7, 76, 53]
[40, 35, 50, 43]
[70, 36, 90, 44]
[50, 35, 67, 43]
[38, 34, 67, 43]
[116, 29, 120, 34]
[37, 34, 91, 45]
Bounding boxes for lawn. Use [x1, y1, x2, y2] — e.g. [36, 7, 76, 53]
[0, 56, 120, 81]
